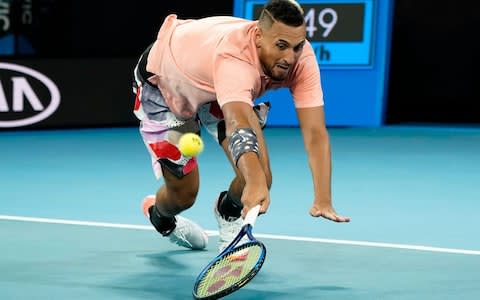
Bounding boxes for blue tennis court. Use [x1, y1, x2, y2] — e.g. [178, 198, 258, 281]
[1, 126, 479, 299]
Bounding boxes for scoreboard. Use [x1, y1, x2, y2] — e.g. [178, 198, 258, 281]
[234, 0, 395, 127]
[246, 1, 375, 67]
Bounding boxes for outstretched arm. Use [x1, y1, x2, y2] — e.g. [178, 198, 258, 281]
[296, 106, 350, 222]
[221, 101, 270, 216]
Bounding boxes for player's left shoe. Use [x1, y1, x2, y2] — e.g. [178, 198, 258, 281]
[214, 191, 248, 253]
[142, 195, 208, 250]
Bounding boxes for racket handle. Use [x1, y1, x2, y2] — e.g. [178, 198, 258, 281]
[243, 204, 261, 227]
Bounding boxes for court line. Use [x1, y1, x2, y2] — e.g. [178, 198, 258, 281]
[1, 214, 479, 256]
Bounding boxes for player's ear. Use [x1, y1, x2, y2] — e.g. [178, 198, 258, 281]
[254, 27, 263, 48]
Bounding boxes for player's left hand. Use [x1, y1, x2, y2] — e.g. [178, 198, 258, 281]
[309, 203, 351, 223]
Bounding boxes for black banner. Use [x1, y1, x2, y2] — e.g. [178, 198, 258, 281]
[0, 0, 71, 57]
[0, 58, 138, 129]
[0, 0, 14, 55]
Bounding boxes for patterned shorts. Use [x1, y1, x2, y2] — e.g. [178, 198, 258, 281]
[132, 48, 269, 179]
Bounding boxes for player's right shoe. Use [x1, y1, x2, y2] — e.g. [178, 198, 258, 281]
[214, 191, 247, 253]
[142, 195, 208, 250]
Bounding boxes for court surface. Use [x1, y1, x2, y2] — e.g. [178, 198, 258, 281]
[1, 126, 479, 299]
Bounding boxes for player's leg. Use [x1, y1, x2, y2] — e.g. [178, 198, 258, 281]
[133, 46, 207, 250]
[144, 155, 208, 250]
[154, 163, 199, 218]
[138, 118, 208, 250]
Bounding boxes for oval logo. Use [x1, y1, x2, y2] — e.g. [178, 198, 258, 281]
[0, 62, 60, 128]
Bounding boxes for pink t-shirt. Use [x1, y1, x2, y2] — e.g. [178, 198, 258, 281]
[146, 14, 324, 119]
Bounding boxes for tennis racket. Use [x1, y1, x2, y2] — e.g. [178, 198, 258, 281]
[192, 205, 266, 299]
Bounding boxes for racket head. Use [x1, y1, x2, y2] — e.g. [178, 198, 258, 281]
[192, 241, 267, 299]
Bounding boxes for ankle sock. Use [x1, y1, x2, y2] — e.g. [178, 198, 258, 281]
[217, 191, 243, 220]
[148, 205, 176, 236]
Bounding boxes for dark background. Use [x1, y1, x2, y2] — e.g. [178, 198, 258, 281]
[3, 0, 479, 126]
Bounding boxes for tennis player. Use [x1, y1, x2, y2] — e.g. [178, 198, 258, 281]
[132, 0, 350, 252]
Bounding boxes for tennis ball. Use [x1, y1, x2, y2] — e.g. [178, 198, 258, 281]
[178, 133, 204, 157]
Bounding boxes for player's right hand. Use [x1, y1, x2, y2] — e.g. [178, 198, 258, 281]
[240, 183, 270, 218]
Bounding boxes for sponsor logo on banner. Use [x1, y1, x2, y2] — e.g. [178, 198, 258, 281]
[0, 62, 61, 127]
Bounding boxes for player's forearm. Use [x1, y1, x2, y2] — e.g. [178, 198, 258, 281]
[223, 102, 266, 186]
[228, 124, 266, 187]
[305, 131, 332, 204]
[236, 153, 268, 186]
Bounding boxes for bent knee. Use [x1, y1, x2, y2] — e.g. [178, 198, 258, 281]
[166, 188, 198, 210]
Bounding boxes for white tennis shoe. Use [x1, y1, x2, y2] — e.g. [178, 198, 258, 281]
[214, 193, 248, 253]
[168, 215, 208, 250]
[142, 195, 208, 250]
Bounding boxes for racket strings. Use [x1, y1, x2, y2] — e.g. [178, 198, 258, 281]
[195, 244, 264, 297]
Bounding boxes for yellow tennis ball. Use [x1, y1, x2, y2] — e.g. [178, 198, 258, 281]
[178, 133, 204, 157]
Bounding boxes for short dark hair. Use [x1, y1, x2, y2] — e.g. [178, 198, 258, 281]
[259, 0, 305, 27]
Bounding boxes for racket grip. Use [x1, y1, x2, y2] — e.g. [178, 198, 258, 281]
[243, 204, 261, 227]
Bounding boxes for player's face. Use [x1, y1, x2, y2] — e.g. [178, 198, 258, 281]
[255, 21, 306, 81]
